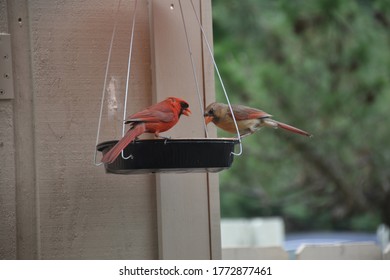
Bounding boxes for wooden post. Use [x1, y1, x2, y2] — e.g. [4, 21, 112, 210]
[7, 0, 38, 259]
[149, 0, 221, 259]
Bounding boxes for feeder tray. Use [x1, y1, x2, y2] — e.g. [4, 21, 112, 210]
[97, 138, 238, 174]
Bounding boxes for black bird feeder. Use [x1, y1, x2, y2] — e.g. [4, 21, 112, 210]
[94, 0, 242, 174]
[97, 138, 238, 174]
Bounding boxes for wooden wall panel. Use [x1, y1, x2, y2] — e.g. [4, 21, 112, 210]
[0, 101, 16, 259]
[0, 1, 17, 260]
[1, 0, 219, 260]
[28, 0, 157, 259]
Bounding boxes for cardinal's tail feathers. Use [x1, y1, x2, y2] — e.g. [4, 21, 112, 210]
[101, 124, 146, 164]
[264, 119, 312, 137]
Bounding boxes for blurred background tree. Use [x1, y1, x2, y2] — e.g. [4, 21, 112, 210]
[212, 0, 390, 232]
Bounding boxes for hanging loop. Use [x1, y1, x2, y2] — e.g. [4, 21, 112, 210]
[189, 0, 242, 156]
[93, 0, 123, 166]
[121, 0, 138, 160]
[178, 0, 209, 138]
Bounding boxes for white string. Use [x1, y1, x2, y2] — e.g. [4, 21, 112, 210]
[94, 0, 123, 166]
[189, 0, 242, 156]
[178, 0, 209, 138]
[121, 0, 138, 160]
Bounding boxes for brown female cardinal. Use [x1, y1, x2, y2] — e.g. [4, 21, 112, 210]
[204, 102, 311, 137]
[101, 97, 191, 164]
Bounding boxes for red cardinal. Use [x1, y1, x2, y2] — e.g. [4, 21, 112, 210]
[101, 97, 191, 164]
[204, 102, 311, 137]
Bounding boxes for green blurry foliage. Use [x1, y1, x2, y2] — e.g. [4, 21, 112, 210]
[212, 0, 390, 231]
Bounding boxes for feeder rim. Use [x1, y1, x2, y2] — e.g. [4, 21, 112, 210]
[96, 137, 240, 150]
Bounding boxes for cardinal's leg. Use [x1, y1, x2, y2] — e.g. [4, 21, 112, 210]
[155, 132, 171, 144]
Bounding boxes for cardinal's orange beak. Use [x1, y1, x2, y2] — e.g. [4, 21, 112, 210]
[204, 115, 213, 125]
[182, 108, 191, 116]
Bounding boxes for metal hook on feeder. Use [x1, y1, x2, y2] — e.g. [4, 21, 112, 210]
[121, 150, 134, 160]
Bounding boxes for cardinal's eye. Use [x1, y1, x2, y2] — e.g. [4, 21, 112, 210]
[208, 108, 214, 115]
[180, 101, 189, 109]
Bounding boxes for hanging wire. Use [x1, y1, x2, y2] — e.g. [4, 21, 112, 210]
[189, 0, 242, 156]
[93, 0, 123, 166]
[120, 0, 138, 160]
[178, 0, 209, 138]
